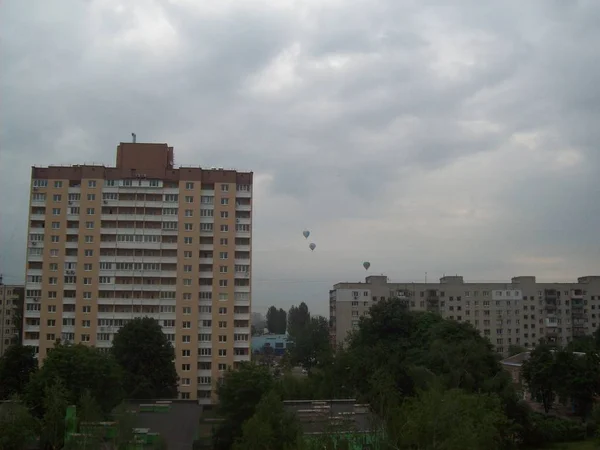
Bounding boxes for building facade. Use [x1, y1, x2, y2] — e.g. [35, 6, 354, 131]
[23, 141, 252, 402]
[330, 274, 600, 355]
[251, 333, 292, 356]
[0, 284, 23, 355]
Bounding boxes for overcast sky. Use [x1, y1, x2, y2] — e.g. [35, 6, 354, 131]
[1, 0, 599, 316]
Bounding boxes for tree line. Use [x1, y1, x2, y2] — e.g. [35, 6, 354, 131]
[210, 299, 600, 449]
[0, 317, 177, 449]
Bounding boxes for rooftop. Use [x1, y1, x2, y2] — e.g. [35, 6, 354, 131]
[283, 399, 375, 435]
[127, 400, 202, 450]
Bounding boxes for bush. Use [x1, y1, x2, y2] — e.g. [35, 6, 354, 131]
[523, 412, 588, 446]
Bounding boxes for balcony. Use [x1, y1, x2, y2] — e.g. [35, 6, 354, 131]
[198, 258, 213, 265]
[234, 353, 251, 362]
[234, 313, 250, 321]
[235, 204, 251, 212]
[234, 286, 250, 293]
[199, 244, 214, 251]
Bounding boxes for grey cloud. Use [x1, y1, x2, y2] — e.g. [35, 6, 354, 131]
[2, 0, 600, 315]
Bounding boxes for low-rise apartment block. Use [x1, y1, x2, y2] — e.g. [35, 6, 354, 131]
[23, 141, 253, 402]
[330, 275, 600, 355]
[0, 283, 23, 355]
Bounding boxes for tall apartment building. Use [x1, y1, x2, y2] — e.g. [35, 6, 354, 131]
[330, 274, 600, 355]
[0, 283, 23, 355]
[24, 142, 252, 402]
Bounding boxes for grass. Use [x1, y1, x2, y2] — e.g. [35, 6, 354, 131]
[540, 440, 599, 449]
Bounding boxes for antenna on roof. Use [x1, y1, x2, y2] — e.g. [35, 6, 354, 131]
[131, 133, 137, 143]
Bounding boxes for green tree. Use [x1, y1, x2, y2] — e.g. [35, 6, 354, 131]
[566, 336, 596, 353]
[0, 344, 37, 400]
[389, 387, 511, 450]
[213, 363, 274, 450]
[0, 395, 39, 450]
[111, 317, 178, 399]
[266, 307, 287, 334]
[290, 316, 331, 371]
[555, 350, 600, 419]
[40, 380, 69, 450]
[24, 343, 123, 416]
[521, 345, 557, 413]
[233, 390, 300, 450]
[287, 303, 310, 340]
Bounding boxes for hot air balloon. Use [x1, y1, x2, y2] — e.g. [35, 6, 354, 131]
[363, 261, 371, 271]
[303, 230, 310, 239]
[309, 243, 316, 251]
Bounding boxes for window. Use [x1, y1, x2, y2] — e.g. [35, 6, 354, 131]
[220, 224, 229, 232]
[219, 335, 227, 342]
[83, 278, 92, 285]
[185, 209, 193, 217]
[219, 252, 228, 259]
[88, 180, 96, 188]
[185, 223, 193, 231]
[184, 251, 192, 258]
[52, 221, 60, 229]
[85, 235, 93, 243]
[48, 277, 58, 285]
[218, 321, 227, 328]
[87, 194, 95, 201]
[219, 266, 228, 273]
[99, 277, 111, 284]
[218, 349, 227, 357]
[51, 235, 59, 243]
[82, 320, 91, 328]
[83, 306, 91, 313]
[84, 264, 92, 271]
[218, 363, 227, 371]
[220, 211, 229, 218]
[54, 181, 63, 188]
[48, 291, 57, 298]
[47, 319, 56, 327]
[199, 334, 211, 342]
[220, 238, 228, 245]
[184, 265, 192, 273]
[200, 196, 213, 204]
[50, 249, 59, 257]
[53, 194, 61, 202]
[181, 364, 191, 371]
[47, 305, 56, 313]
[183, 293, 192, 300]
[183, 307, 191, 314]
[219, 280, 228, 287]
[219, 293, 228, 301]
[47, 333, 56, 341]
[200, 209, 214, 217]
[182, 349, 191, 357]
[183, 278, 192, 286]
[200, 223, 213, 232]
[199, 348, 212, 356]
[85, 221, 94, 229]
[220, 198, 229, 205]
[86, 208, 94, 215]
[219, 307, 227, 314]
[184, 237, 193, 244]
[186, 182, 194, 190]
[221, 184, 229, 192]
[182, 321, 191, 329]
[84, 250, 93, 257]
[52, 208, 61, 216]
[185, 196, 193, 203]
[33, 179, 48, 187]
